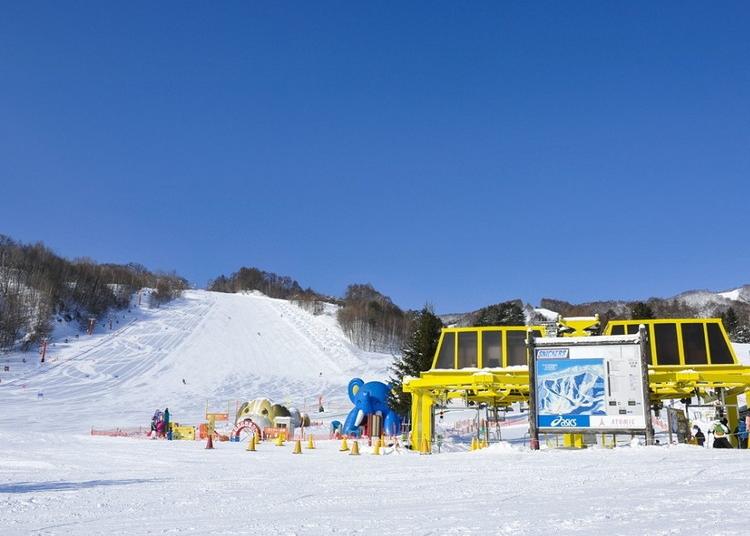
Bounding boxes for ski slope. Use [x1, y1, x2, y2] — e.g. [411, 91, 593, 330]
[0, 290, 391, 432]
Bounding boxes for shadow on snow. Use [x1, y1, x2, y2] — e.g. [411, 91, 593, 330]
[0, 478, 163, 494]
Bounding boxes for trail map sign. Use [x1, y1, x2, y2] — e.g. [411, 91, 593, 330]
[533, 335, 649, 433]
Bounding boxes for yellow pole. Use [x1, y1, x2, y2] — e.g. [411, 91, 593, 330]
[410, 390, 433, 453]
[410, 390, 421, 450]
[726, 393, 739, 448]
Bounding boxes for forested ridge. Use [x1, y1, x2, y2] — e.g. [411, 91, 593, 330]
[336, 284, 412, 353]
[0, 235, 187, 351]
[537, 296, 750, 342]
[208, 266, 324, 301]
[9, 239, 744, 357]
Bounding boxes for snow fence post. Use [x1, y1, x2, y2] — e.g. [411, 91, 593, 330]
[526, 329, 540, 450]
[639, 324, 655, 445]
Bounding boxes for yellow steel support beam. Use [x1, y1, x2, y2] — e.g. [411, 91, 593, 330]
[726, 393, 739, 448]
[563, 433, 585, 448]
[410, 390, 434, 453]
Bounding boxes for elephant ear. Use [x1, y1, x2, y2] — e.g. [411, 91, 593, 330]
[348, 378, 365, 403]
[235, 402, 249, 422]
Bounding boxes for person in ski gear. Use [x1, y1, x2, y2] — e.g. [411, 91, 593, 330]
[156, 419, 165, 438]
[692, 426, 705, 447]
[712, 418, 732, 448]
[735, 418, 747, 449]
[164, 407, 171, 440]
[151, 409, 163, 438]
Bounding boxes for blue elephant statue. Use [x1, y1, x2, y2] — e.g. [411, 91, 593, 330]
[342, 378, 402, 436]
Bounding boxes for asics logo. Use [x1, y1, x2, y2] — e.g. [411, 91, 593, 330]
[550, 415, 578, 427]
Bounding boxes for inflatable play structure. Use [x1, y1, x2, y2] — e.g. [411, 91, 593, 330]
[233, 398, 310, 440]
[342, 378, 401, 437]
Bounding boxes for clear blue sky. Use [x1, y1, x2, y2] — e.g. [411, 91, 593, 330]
[2, 2, 748, 312]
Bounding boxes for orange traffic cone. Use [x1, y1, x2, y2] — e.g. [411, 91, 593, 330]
[205, 433, 214, 450]
[292, 439, 302, 454]
[350, 440, 360, 455]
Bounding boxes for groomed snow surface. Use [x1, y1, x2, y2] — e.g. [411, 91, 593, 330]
[2, 290, 750, 535]
[4, 432, 750, 535]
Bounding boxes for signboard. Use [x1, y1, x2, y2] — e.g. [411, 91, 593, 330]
[666, 407, 690, 443]
[171, 425, 196, 441]
[535, 340, 647, 432]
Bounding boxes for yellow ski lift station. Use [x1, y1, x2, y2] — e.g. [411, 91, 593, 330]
[404, 316, 750, 452]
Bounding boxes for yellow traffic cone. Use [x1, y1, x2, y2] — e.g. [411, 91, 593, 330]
[339, 437, 349, 452]
[306, 435, 315, 449]
[372, 437, 381, 455]
[275, 434, 284, 447]
[292, 439, 302, 454]
[481, 439, 488, 449]
[350, 440, 360, 455]
[470, 437, 477, 451]
[246, 434, 256, 452]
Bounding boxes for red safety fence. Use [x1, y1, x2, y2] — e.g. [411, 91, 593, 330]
[90, 426, 383, 442]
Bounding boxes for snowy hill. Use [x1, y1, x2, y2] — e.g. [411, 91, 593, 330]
[0, 290, 392, 433]
[718, 285, 750, 303]
[674, 285, 750, 314]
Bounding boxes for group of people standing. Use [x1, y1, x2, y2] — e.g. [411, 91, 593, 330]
[150, 407, 171, 440]
[692, 417, 748, 449]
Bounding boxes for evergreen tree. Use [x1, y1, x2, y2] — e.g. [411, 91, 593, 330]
[721, 307, 750, 343]
[721, 307, 739, 335]
[472, 301, 525, 327]
[630, 302, 655, 320]
[733, 325, 750, 343]
[388, 306, 444, 418]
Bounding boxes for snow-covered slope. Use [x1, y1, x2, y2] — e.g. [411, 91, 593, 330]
[0, 290, 391, 433]
[718, 285, 750, 303]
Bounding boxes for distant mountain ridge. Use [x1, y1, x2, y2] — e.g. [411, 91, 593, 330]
[440, 285, 750, 327]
